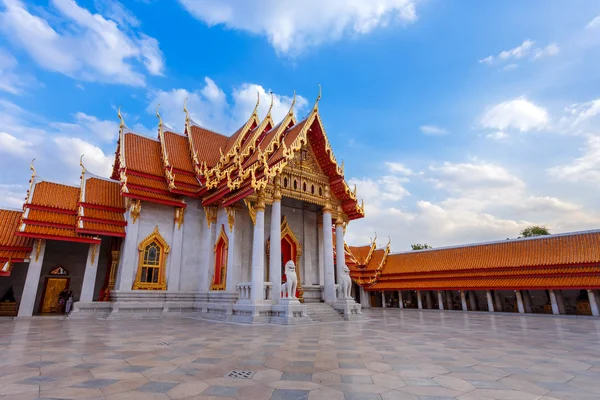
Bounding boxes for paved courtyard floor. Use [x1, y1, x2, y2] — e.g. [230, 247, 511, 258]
[1, 309, 600, 400]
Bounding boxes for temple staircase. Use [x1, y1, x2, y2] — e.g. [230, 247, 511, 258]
[304, 302, 345, 322]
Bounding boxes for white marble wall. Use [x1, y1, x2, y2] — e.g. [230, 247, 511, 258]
[180, 199, 205, 291]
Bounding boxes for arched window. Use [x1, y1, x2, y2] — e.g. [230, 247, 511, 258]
[133, 226, 169, 290]
[211, 225, 228, 290]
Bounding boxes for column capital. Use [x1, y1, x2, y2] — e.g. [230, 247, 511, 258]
[256, 190, 266, 212]
[272, 175, 282, 202]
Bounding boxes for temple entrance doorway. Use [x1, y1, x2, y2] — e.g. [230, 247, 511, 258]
[39, 266, 70, 314]
[281, 226, 303, 302]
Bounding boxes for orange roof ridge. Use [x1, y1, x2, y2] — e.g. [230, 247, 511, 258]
[389, 229, 600, 256]
[123, 129, 160, 142]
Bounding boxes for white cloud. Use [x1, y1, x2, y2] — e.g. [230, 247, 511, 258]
[0, 184, 27, 208]
[503, 63, 518, 71]
[485, 131, 508, 140]
[479, 98, 549, 132]
[178, 0, 417, 54]
[419, 125, 448, 136]
[53, 137, 113, 177]
[52, 112, 119, 142]
[0, 0, 164, 86]
[0, 132, 33, 156]
[480, 39, 559, 66]
[0, 47, 37, 95]
[146, 77, 309, 134]
[548, 135, 600, 183]
[586, 15, 600, 29]
[533, 43, 559, 59]
[385, 162, 413, 176]
[564, 99, 600, 125]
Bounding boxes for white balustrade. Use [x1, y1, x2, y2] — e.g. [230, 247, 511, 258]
[236, 282, 273, 303]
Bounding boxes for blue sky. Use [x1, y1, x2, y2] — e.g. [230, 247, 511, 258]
[1, 0, 600, 249]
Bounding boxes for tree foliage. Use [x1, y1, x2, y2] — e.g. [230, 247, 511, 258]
[519, 225, 550, 238]
[411, 243, 432, 250]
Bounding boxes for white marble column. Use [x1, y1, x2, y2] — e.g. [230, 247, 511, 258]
[398, 291, 404, 309]
[116, 202, 141, 291]
[468, 291, 477, 311]
[359, 286, 371, 308]
[417, 290, 423, 309]
[322, 205, 336, 304]
[167, 208, 184, 292]
[270, 183, 282, 304]
[318, 216, 324, 287]
[200, 208, 217, 292]
[587, 290, 599, 317]
[18, 239, 46, 317]
[437, 291, 444, 310]
[549, 290, 560, 315]
[381, 291, 386, 308]
[494, 290, 503, 312]
[486, 290, 494, 312]
[460, 291, 468, 311]
[446, 291, 453, 310]
[425, 291, 433, 309]
[335, 217, 345, 288]
[80, 243, 100, 302]
[251, 192, 266, 304]
[516, 290, 525, 313]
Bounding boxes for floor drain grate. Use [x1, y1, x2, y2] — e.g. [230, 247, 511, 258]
[157, 341, 177, 346]
[226, 370, 255, 379]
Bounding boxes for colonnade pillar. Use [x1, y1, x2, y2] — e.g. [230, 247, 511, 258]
[269, 178, 282, 304]
[588, 290, 600, 317]
[381, 292, 386, 308]
[446, 291, 453, 310]
[18, 239, 46, 317]
[359, 286, 371, 308]
[486, 290, 494, 312]
[80, 243, 100, 302]
[522, 290, 533, 313]
[425, 291, 433, 309]
[167, 207, 184, 292]
[468, 291, 477, 311]
[437, 291, 444, 310]
[556, 290, 566, 314]
[250, 191, 266, 304]
[417, 290, 423, 310]
[549, 290, 560, 315]
[494, 290, 503, 312]
[335, 215, 345, 290]
[116, 201, 141, 291]
[516, 290, 525, 314]
[398, 291, 404, 309]
[460, 291, 467, 311]
[200, 207, 217, 292]
[322, 191, 336, 303]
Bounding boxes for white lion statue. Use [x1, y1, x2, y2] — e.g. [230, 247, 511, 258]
[284, 260, 298, 299]
[341, 265, 352, 299]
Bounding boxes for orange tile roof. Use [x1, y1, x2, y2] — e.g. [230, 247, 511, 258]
[84, 178, 124, 209]
[21, 224, 85, 239]
[189, 125, 229, 167]
[124, 132, 164, 177]
[126, 187, 185, 204]
[82, 208, 125, 222]
[0, 209, 32, 249]
[164, 131, 196, 173]
[30, 181, 79, 211]
[81, 221, 125, 235]
[0, 249, 30, 260]
[269, 118, 309, 165]
[127, 174, 170, 191]
[384, 231, 600, 274]
[26, 209, 76, 226]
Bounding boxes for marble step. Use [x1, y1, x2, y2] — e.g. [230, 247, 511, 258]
[304, 303, 345, 322]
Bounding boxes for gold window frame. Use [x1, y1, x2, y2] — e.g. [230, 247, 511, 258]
[133, 226, 170, 290]
[210, 224, 229, 291]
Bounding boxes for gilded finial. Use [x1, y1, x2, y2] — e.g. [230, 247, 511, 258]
[30, 158, 36, 178]
[288, 90, 296, 115]
[341, 159, 344, 174]
[183, 97, 189, 121]
[314, 84, 321, 111]
[253, 91, 260, 115]
[80, 154, 85, 174]
[156, 104, 162, 129]
[267, 91, 274, 116]
[117, 106, 124, 129]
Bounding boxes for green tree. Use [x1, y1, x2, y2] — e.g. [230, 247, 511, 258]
[411, 243, 432, 250]
[519, 225, 550, 238]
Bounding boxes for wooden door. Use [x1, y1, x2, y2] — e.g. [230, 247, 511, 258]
[41, 278, 69, 313]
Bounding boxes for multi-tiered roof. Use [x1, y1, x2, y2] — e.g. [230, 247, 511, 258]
[111, 89, 365, 219]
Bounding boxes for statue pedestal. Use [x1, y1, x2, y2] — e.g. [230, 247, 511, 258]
[271, 298, 311, 325]
[333, 298, 362, 321]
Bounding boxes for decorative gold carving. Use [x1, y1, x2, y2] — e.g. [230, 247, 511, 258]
[174, 207, 185, 230]
[205, 206, 218, 228]
[90, 243, 98, 265]
[133, 226, 170, 290]
[107, 250, 120, 291]
[225, 206, 235, 231]
[244, 199, 257, 225]
[130, 200, 141, 224]
[273, 175, 282, 201]
[35, 239, 43, 262]
[117, 106, 126, 171]
[366, 237, 391, 286]
[210, 225, 229, 291]
[256, 190, 266, 212]
[165, 166, 176, 190]
[323, 186, 332, 213]
[24, 158, 36, 207]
